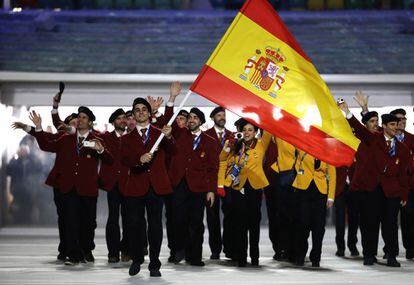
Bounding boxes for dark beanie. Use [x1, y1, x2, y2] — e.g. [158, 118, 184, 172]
[361, 111, 378, 125]
[210, 106, 225, 118]
[177, 109, 189, 118]
[234, 118, 258, 132]
[381, 114, 399, 125]
[78, 106, 96, 122]
[64, 113, 78, 125]
[132, 97, 152, 115]
[390, 108, 406, 116]
[109, 108, 125, 124]
[189, 107, 206, 124]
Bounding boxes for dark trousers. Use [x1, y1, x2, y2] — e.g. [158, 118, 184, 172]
[222, 187, 236, 259]
[62, 189, 97, 262]
[292, 182, 327, 263]
[334, 186, 360, 252]
[172, 179, 206, 262]
[229, 183, 263, 263]
[164, 194, 175, 257]
[401, 191, 414, 256]
[53, 188, 65, 256]
[265, 175, 293, 257]
[206, 193, 222, 256]
[125, 188, 164, 270]
[357, 186, 400, 258]
[105, 184, 128, 258]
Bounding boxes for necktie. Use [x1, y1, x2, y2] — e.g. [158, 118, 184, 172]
[78, 137, 85, 148]
[141, 128, 147, 143]
[218, 132, 223, 145]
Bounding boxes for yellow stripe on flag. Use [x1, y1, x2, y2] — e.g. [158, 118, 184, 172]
[206, 13, 359, 151]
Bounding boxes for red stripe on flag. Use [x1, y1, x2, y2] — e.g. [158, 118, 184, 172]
[191, 65, 355, 167]
[240, 0, 311, 63]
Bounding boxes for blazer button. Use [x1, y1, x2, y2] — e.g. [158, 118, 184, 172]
[147, 169, 150, 173]
[188, 158, 191, 161]
[75, 172, 78, 175]
[75, 163, 79, 166]
[117, 170, 121, 174]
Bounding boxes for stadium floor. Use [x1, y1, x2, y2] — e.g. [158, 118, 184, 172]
[0, 227, 413, 285]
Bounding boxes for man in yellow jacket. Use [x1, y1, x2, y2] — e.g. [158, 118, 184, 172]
[290, 150, 336, 267]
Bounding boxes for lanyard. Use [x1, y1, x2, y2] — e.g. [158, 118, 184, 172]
[141, 127, 150, 145]
[221, 131, 226, 146]
[193, 134, 202, 150]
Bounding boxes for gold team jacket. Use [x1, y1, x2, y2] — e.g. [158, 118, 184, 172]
[218, 131, 272, 190]
[291, 150, 336, 200]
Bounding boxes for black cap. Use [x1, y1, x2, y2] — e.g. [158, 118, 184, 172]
[109, 108, 125, 124]
[189, 107, 206, 124]
[125, 110, 133, 117]
[78, 106, 96, 122]
[132, 97, 152, 115]
[381, 114, 399, 125]
[177, 109, 189, 118]
[390, 108, 406, 116]
[210, 106, 225, 118]
[234, 118, 258, 132]
[361, 111, 378, 125]
[64, 113, 77, 125]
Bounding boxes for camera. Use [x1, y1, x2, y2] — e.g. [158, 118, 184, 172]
[337, 98, 345, 104]
[233, 132, 244, 140]
[83, 140, 96, 148]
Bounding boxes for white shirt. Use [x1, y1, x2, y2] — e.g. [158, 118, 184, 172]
[136, 124, 151, 135]
[384, 135, 395, 149]
[214, 126, 226, 139]
[115, 129, 127, 138]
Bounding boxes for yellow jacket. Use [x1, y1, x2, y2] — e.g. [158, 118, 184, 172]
[292, 150, 336, 200]
[218, 131, 272, 190]
[270, 138, 296, 173]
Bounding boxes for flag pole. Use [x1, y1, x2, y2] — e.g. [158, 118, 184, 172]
[150, 89, 193, 154]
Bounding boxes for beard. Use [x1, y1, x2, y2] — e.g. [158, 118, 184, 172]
[215, 119, 226, 128]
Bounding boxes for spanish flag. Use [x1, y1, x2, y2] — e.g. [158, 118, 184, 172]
[190, 0, 359, 166]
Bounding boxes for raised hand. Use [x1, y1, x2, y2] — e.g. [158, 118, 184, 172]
[169, 81, 182, 102]
[353, 90, 369, 112]
[147, 96, 164, 114]
[11, 122, 28, 130]
[29, 110, 42, 129]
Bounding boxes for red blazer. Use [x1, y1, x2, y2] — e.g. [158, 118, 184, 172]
[402, 131, 414, 191]
[98, 131, 129, 193]
[348, 116, 410, 201]
[33, 131, 113, 196]
[168, 127, 219, 193]
[28, 127, 66, 188]
[121, 126, 174, 197]
[335, 166, 348, 198]
[204, 127, 233, 155]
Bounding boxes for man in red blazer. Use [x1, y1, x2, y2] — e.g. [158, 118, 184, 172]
[98, 108, 130, 263]
[390, 108, 414, 260]
[167, 105, 218, 266]
[12, 108, 77, 262]
[32, 106, 113, 265]
[204, 107, 232, 260]
[339, 101, 410, 267]
[121, 97, 174, 277]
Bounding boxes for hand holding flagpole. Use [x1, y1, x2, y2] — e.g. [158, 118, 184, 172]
[149, 87, 192, 154]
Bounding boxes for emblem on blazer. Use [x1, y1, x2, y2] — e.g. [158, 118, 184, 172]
[239, 47, 289, 99]
[200, 152, 206, 158]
